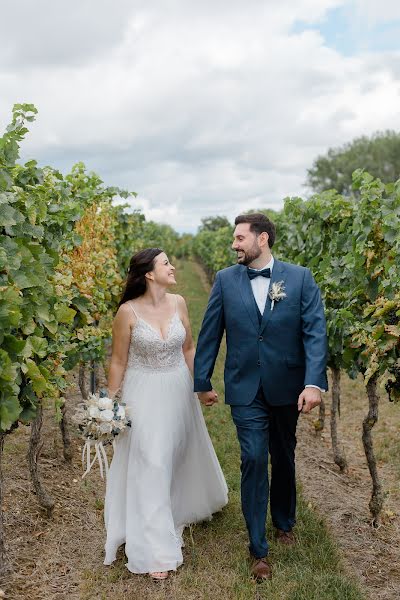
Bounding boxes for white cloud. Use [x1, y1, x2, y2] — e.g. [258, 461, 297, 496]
[1, 0, 399, 232]
[0, 0, 134, 68]
[353, 0, 400, 25]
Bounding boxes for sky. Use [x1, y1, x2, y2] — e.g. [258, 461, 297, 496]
[1, 0, 399, 233]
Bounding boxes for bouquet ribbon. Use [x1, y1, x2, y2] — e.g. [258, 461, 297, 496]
[82, 440, 111, 480]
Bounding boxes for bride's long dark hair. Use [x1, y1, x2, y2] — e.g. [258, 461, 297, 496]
[118, 248, 164, 307]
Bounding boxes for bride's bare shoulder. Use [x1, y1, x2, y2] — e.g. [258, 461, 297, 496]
[115, 301, 137, 324]
[170, 294, 188, 315]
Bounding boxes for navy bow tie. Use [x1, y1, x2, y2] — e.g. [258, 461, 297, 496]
[247, 267, 271, 280]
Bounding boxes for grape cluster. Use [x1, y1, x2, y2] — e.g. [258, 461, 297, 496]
[385, 364, 400, 403]
[386, 309, 399, 326]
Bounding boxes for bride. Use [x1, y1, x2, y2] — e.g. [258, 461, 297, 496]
[103, 248, 228, 580]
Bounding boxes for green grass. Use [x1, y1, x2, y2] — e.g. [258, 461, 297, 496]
[375, 423, 400, 479]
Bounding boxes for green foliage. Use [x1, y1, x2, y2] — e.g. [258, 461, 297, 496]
[347, 171, 400, 384]
[199, 215, 231, 232]
[306, 131, 400, 195]
[0, 110, 123, 428]
[0, 104, 76, 431]
[138, 221, 180, 260]
[112, 210, 180, 276]
[192, 225, 235, 281]
[0, 104, 184, 433]
[175, 233, 194, 259]
[111, 207, 144, 276]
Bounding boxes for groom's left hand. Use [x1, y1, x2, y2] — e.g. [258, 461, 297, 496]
[297, 388, 321, 413]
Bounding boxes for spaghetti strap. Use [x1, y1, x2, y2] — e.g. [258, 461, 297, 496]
[127, 301, 139, 319]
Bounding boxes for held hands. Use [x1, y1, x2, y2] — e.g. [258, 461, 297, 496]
[297, 387, 321, 413]
[199, 388, 321, 410]
[198, 389, 219, 407]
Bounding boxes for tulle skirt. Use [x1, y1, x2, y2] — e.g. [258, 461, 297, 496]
[103, 363, 228, 573]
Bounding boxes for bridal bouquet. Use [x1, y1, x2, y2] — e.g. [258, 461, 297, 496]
[73, 392, 131, 479]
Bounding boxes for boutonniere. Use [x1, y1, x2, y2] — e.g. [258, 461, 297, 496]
[269, 281, 286, 311]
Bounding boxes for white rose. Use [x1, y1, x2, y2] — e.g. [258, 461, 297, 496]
[99, 409, 114, 422]
[99, 422, 113, 435]
[88, 406, 100, 419]
[98, 397, 113, 410]
[116, 406, 125, 420]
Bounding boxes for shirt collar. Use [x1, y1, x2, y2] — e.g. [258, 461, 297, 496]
[249, 256, 274, 272]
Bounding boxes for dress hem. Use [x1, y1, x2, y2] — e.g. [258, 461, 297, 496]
[103, 502, 228, 572]
[125, 559, 184, 574]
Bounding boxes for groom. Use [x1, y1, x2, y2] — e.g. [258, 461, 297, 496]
[194, 213, 328, 581]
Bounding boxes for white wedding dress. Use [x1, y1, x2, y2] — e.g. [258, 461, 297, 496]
[103, 299, 228, 574]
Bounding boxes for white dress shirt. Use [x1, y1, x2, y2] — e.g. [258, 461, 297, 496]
[248, 256, 325, 393]
[248, 257, 274, 315]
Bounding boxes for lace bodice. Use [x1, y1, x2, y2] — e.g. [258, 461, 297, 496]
[126, 303, 187, 371]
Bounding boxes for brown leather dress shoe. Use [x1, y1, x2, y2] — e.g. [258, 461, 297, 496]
[275, 528, 296, 545]
[251, 557, 272, 581]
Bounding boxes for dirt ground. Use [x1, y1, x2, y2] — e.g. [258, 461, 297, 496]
[1, 369, 399, 599]
[297, 374, 400, 600]
[0, 372, 109, 599]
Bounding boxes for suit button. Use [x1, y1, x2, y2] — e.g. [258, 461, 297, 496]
[257, 360, 261, 366]
[259, 336, 263, 341]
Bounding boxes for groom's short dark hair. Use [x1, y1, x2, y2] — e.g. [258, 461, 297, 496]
[234, 213, 276, 248]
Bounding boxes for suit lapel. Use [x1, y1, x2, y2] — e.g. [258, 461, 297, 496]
[259, 259, 286, 335]
[236, 266, 260, 332]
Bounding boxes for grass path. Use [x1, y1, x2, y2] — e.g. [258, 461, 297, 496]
[2, 260, 365, 600]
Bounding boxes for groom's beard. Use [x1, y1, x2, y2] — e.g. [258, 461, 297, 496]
[236, 243, 261, 266]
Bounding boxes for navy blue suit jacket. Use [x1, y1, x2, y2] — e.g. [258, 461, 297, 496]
[194, 259, 328, 406]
